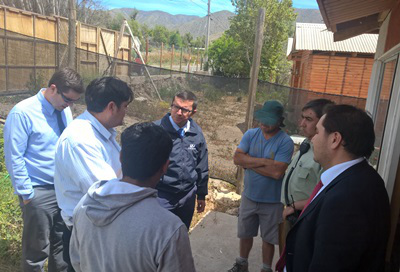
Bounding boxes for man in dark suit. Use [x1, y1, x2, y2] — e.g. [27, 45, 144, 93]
[279, 104, 390, 272]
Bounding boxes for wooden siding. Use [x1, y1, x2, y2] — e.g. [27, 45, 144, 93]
[291, 52, 374, 98]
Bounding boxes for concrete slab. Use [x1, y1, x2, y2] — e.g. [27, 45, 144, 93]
[190, 211, 280, 272]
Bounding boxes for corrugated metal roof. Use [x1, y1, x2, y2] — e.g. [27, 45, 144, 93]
[293, 23, 378, 53]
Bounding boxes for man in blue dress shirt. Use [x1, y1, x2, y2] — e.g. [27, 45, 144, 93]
[4, 68, 84, 272]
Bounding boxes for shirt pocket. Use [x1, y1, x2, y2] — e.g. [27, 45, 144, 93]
[298, 167, 310, 180]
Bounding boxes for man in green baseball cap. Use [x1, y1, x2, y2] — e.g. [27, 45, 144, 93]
[229, 100, 294, 272]
[254, 100, 285, 127]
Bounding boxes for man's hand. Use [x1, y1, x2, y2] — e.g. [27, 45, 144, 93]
[197, 199, 206, 213]
[23, 199, 32, 205]
[282, 206, 295, 220]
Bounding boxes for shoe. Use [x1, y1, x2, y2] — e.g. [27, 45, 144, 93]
[228, 262, 249, 272]
[261, 268, 273, 272]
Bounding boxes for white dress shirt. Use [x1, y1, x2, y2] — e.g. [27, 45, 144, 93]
[54, 110, 121, 226]
[313, 157, 364, 201]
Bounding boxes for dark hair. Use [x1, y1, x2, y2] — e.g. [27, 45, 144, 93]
[48, 67, 84, 94]
[322, 105, 375, 158]
[120, 122, 172, 181]
[302, 99, 335, 118]
[85, 77, 133, 113]
[172, 91, 198, 110]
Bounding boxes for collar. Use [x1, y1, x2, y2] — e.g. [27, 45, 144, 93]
[38, 88, 56, 115]
[321, 157, 364, 187]
[82, 110, 117, 141]
[168, 115, 190, 133]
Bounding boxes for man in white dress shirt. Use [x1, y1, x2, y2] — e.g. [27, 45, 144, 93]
[54, 76, 133, 271]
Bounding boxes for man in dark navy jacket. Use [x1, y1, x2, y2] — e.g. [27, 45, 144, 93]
[280, 105, 390, 272]
[155, 91, 208, 229]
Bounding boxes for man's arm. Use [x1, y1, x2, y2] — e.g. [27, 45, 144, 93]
[234, 148, 289, 180]
[58, 140, 118, 194]
[308, 193, 370, 271]
[283, 199, 308, 219]
[233, 148, 272, 169]
[3, 112, 34, 201]
[252, 161, 289, 180]
[195, 138, 209, 213]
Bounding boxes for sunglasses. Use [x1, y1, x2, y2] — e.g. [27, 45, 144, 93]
[59, 91, 80, 104]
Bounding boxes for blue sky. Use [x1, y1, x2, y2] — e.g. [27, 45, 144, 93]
[100, 0, 319, 16]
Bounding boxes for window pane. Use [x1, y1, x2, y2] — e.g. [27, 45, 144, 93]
[371, 58, 398, 167]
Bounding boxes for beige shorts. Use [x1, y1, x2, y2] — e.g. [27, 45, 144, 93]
[237, 194, 283, 244]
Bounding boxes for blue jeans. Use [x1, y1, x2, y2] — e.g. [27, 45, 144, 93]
[157, 186, 197, 230]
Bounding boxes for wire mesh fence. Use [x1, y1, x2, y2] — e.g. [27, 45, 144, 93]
[1, 28, 373, 184]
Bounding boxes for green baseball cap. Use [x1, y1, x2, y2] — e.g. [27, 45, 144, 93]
[254, 100, 284, 126]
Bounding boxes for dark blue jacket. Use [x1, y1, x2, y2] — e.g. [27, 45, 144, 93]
[154, 114, 209, 199]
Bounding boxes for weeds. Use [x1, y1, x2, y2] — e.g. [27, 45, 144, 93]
[0, 125, 22, 269]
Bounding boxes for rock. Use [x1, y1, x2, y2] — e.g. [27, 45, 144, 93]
[134, 96, 148, 102]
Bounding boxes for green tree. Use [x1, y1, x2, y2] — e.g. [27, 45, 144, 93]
[208, 0, 295, 83]
[192, 36, 205, 48]
[182, 32, 193, 47]
[107, 12, 125, 31]
[169, 31, 183, 48]
[152, 25, 169, 45]
[208, 34, 247, 77]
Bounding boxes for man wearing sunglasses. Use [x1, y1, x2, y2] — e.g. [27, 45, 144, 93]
[4, 68, 84, 272]
[155, 91, 209, 230]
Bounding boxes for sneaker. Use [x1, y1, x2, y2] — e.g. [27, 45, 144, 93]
[228, 262, 249, 272]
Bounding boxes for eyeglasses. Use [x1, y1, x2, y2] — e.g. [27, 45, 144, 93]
[59, 91, 80, 104]
[171, 104, 192, 114]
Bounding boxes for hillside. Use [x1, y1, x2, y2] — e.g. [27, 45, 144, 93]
[110, 8, 323, 40]
[294, 8, 324, 23]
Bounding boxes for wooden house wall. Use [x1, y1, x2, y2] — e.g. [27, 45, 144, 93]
[292, 52, 374, 98]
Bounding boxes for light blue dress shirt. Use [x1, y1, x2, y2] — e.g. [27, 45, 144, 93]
[3, 89, 72, 200]
[54, 110, 122, 226]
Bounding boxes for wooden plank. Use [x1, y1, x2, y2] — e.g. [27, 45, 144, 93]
[7, 9, 33, 36]
[35, 16, 56, 41]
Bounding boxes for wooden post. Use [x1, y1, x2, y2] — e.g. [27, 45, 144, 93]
[200, 53, 203, 70]
[110, 20, 126, 76]
[160, 42, 163, 69]
[170, 44, 174, 70]
[33, 15, 37, 88]
[56, 17, 60, 68]
[196, 49, 199, 71]
[179, 47, 183, 72]
[4, 7, 8, 92]
[188, 47, 191, 72]
[67, 0, 76, 69]
[236, 8, 266, 194]
[145, 37, 149, 64]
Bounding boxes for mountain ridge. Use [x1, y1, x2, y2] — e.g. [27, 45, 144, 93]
[111, 8, 323, 40]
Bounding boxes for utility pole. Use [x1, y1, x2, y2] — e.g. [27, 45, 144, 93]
[67, 0, 76, 69]
[204, 0, 211, 68]
[236, 8, 266, 194]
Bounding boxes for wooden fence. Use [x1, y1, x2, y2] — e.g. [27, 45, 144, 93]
[0, 5, 132, 93]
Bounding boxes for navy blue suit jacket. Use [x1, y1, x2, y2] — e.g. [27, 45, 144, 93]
[285, 160, 390, 272]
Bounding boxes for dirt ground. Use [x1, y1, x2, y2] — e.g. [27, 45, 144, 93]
[0, 87, 247, 230]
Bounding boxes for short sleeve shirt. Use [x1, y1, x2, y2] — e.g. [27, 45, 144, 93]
[238, 128, 294, 203]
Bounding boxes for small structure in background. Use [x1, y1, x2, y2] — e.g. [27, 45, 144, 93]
[288, 23, 378, 98]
